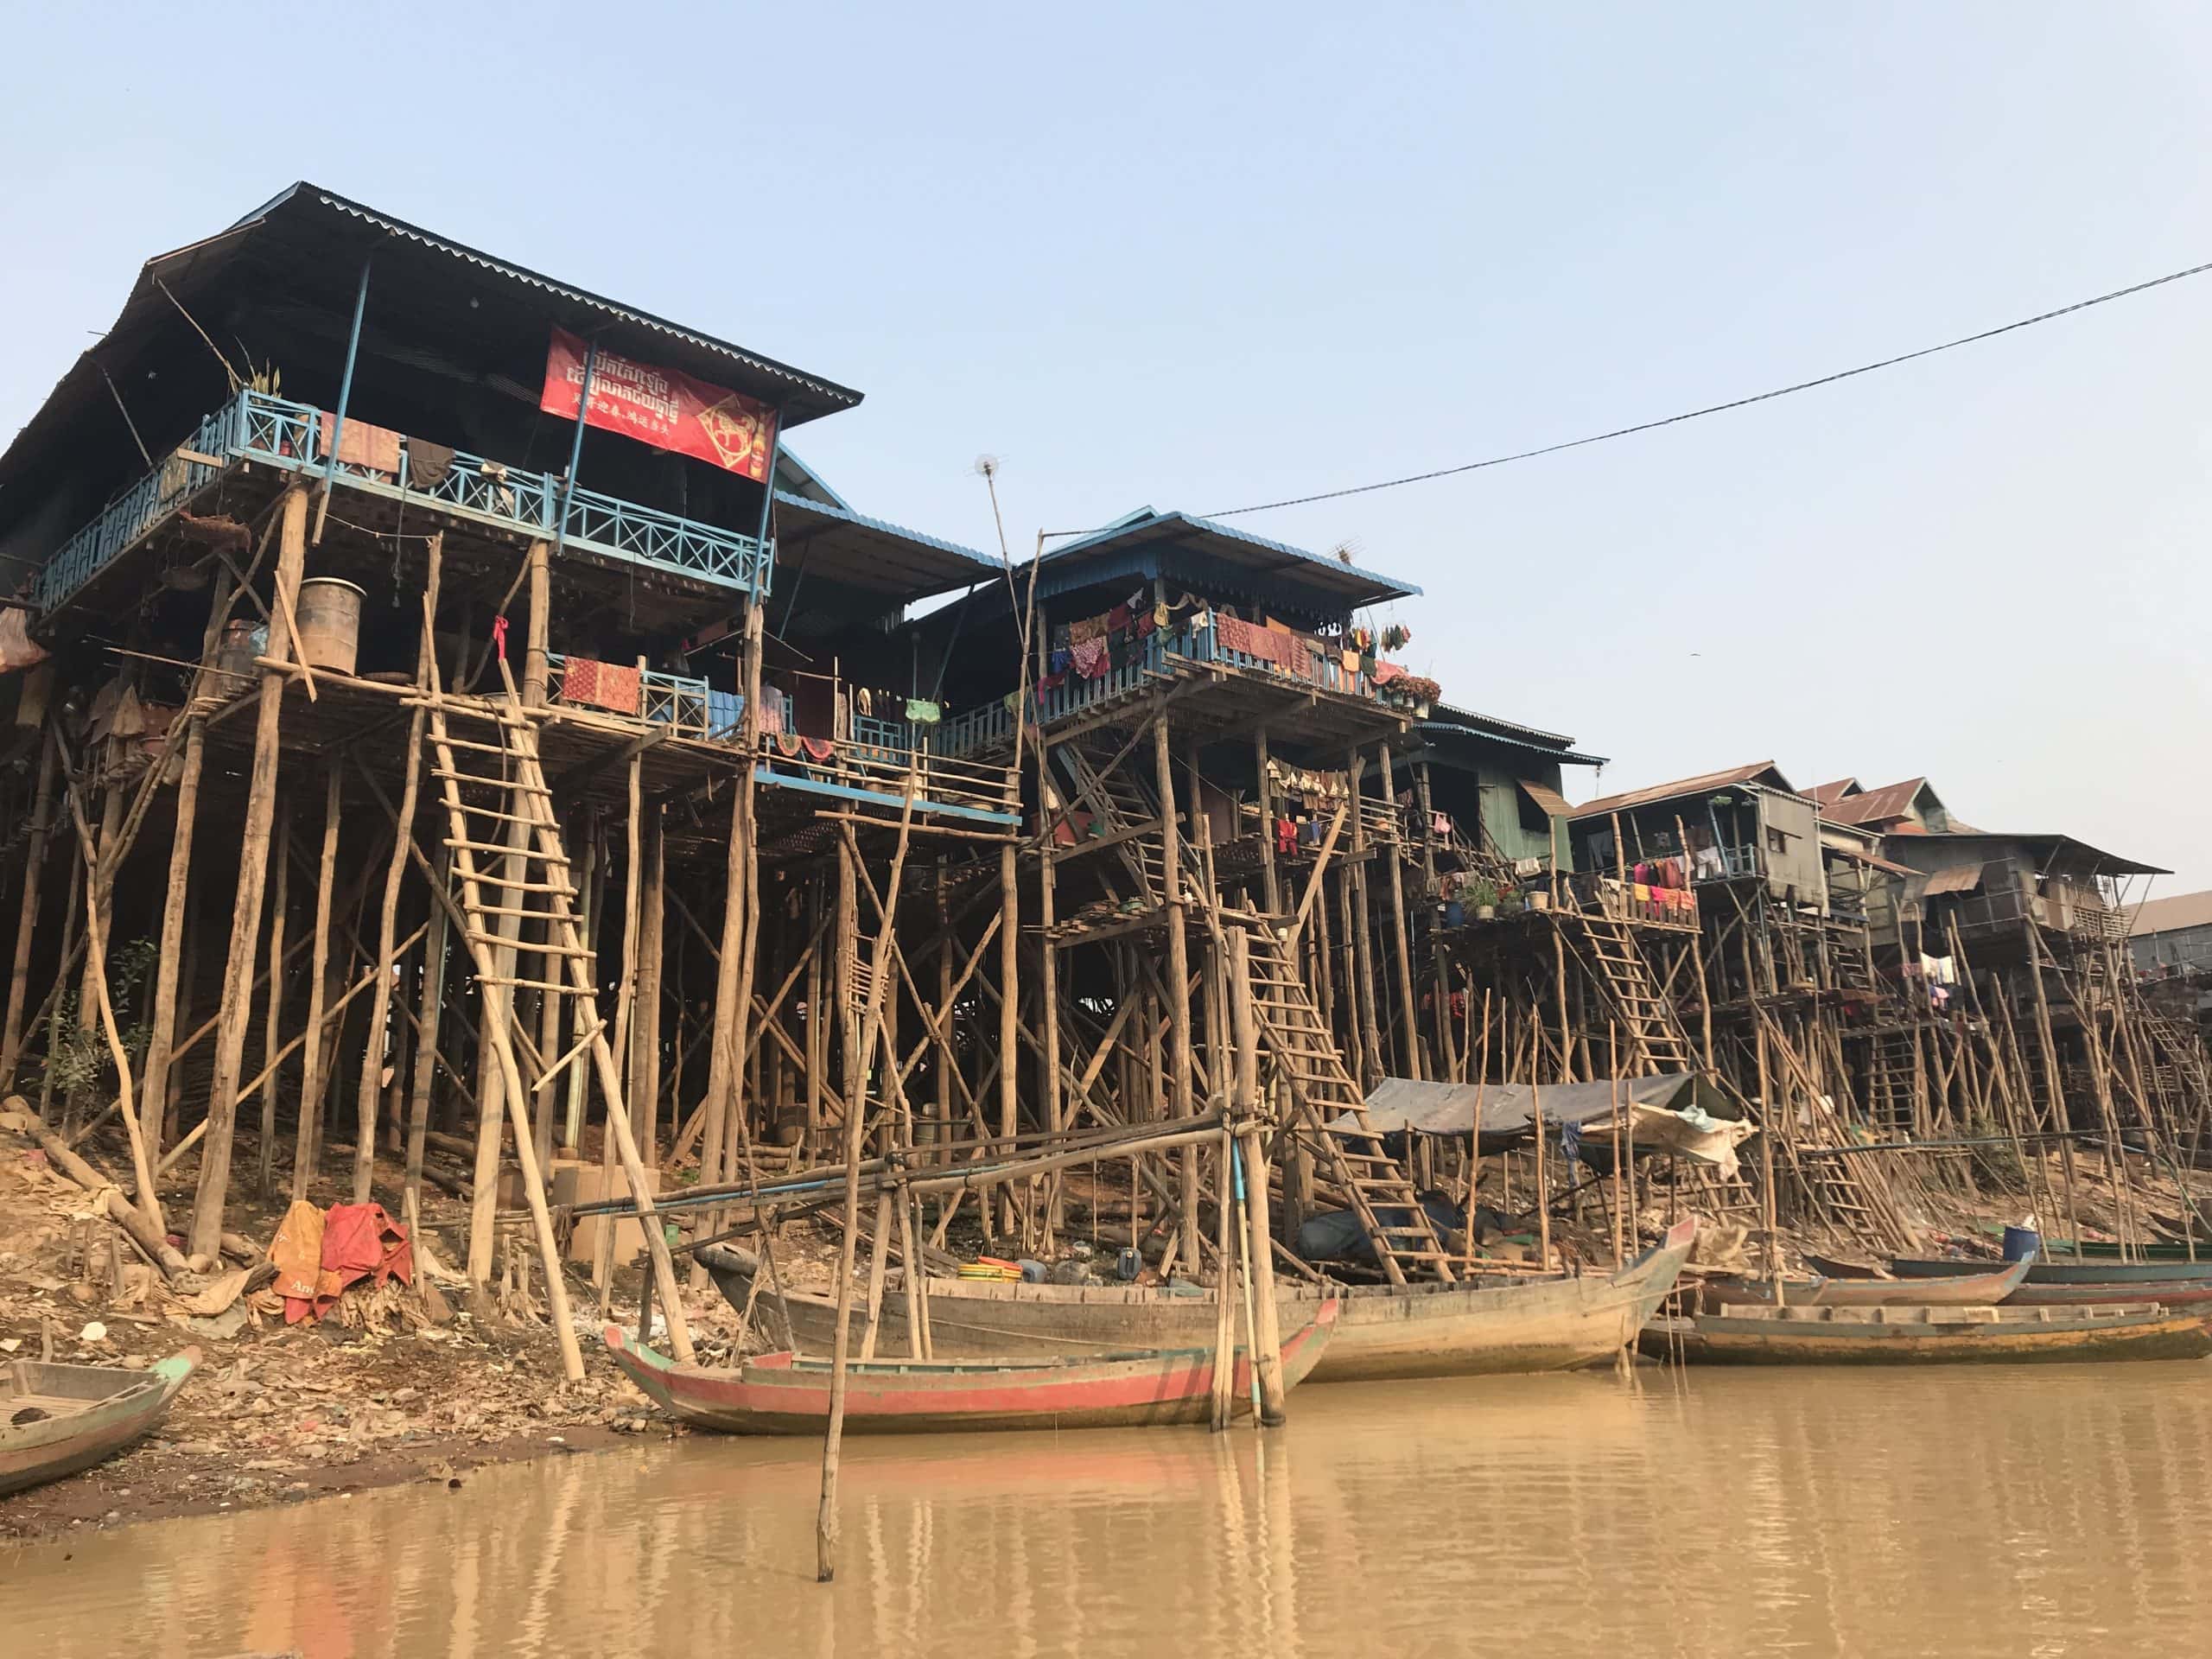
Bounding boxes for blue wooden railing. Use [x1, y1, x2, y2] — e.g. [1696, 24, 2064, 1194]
[931, 619, 1400, 759]
[35, 389, 775, 614]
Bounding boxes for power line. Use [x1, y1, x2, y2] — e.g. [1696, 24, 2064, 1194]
[1202, 256, 2212, 521]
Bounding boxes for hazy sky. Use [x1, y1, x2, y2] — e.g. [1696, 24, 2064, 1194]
[4, 4, 2208, 887]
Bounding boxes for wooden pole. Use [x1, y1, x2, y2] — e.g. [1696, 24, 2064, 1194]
[1255, 726, 1281, 916]
[1155, 708, 1198, 1268]
[138, 569, 232, 1173]
[1230, 928, 1287, 1423]
[403, 847, 452, 1242]
[1210, 1125, 1237, 1431]
[996, 840, 1020, 1236]
[191, 481, 308, 1258]
[291, 766, 344, 1200]
[351, 538, 439, 1202]
[1379, 745, 1421, 1080]
[0, 724, 59, 1090]
[1346, 748, 1383, 1088]
[256, 798, 291, 1195]
[817, 783, 918, 1583]
[1529, 1007, 1551, 1271]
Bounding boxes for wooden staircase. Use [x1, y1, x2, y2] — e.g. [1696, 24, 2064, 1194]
[1239, 919, 1456, 1284]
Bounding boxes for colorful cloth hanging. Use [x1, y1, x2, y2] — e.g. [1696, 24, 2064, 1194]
[560, 657, 642, 715]
[905, 698, 942, 725]
[1071, 637, 1110, 679]
[801, 736, 836, 762]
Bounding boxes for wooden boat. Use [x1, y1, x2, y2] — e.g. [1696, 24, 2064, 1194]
[1891, 1256, 2212, 1287]
[703, 1219, 1695, 1384]
[1705, 1257, 2030, 1309]
[1643, 1304, 2212, 1366]
[603, 1300, 1338, 1435]
[2, 1347, 200, 1497]
[2004, 1278, 2212, 1308]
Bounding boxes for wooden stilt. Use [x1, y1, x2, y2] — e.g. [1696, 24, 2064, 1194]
[291, 765, 344, 1200]
[256, 798, 291, 1196]
[1379, 745, 1421, 1080]
[0, 724, 59, 1090]
[403, 846, 451, 1242]
[190, 481, 308, 1259]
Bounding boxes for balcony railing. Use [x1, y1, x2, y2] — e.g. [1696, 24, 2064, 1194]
[931, 617, 1408, 760]
[35, 389, 775, 613]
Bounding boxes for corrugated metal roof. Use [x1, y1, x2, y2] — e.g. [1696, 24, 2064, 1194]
[1808, 778, 1861, 807]
[1041, 508, 1421, 607]
[1821, 778, 1929, 827]
[299, 188, 861, 412]
[771, 491, 1001, 601]
[2128, 889, 2212, 938]
[1893, 831, 2168, 879]
[1520, 779, 1574, 817]
[1919, 863, 1986, 896]
[1425, 699, 1573, 749]
[1570, 761, 1793, 821]
[1417, 720, 1608, 768]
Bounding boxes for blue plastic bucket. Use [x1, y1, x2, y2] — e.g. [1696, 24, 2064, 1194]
[2002, 1225, 2041, 1262]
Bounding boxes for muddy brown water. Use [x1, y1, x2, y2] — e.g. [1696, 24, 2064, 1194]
[5, 1365, 2212, 1656]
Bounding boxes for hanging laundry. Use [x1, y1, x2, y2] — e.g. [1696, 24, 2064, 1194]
[855, 687, 873, 716]
[801, 736, 836, 762]
[1153, 601, 1170, 629]
[1106, 603, 1132, 631]
[1070, 636, 1110, 678]
[1372, 659, 1407, 685]
[905, 698, 941, 725]
[1050, 648, 1072, 673]
[1038, 670, 1066, 691]
[1069, 613, 1109, 645]
[1275, 817, 1298, 855]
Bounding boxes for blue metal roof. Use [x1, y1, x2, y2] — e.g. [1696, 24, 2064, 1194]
[772, 489, 1003, 601]
[1044, 507, 1421, 608]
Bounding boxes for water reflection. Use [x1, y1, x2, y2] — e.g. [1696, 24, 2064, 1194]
[4, 1365, 2210, 1657]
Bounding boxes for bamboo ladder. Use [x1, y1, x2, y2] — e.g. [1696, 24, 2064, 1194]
[1237, 919, 1457, 1285]
[414, 642, 696, 1371]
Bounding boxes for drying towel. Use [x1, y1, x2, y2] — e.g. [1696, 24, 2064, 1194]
[408, 437, 456, 490]
[801, 736, 836, 762]
[317, 413, 403, 475]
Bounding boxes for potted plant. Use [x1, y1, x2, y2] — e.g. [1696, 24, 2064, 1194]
[1467, 879, 1500, 921]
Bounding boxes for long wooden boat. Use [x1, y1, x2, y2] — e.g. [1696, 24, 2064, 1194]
[1891, 1256, 2212, 1286]
[1705, 1257, 2030, 1309]
[2004, 1278, 2212, 1308]
[702, 1219, 1695, 1383]
[1, 1347, 200, 1497]
[1643, 1304, 2212, 1366]
[603, 1301, 1338, 1435]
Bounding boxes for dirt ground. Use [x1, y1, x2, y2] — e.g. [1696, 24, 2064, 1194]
[0, 1112, 793, 1547]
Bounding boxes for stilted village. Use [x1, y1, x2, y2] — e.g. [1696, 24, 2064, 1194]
[6, 186, 2212, 1556]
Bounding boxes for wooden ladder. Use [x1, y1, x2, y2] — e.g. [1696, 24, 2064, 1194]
[1055, 741, 1167, 906]
[416, 653, 696, 1360]
[1562, 912, 1697, 1073]
[1240, 920, 1456, 1284]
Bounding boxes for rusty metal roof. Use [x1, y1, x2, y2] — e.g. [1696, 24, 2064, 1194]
[2128, 888, 2212, 938]
[1821, 778, 1929, 827]
[1808, 778, 1861, 807]
[1570, 760, 1793, 821]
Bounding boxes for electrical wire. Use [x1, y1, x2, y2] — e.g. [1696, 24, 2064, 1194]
[1199, 256, 2212, 520]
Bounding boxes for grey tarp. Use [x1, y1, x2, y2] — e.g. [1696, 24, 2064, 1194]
[1329, 1073, 1754, 1175]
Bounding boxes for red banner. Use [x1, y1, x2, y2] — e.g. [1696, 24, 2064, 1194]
[539, 327, 777, 480]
